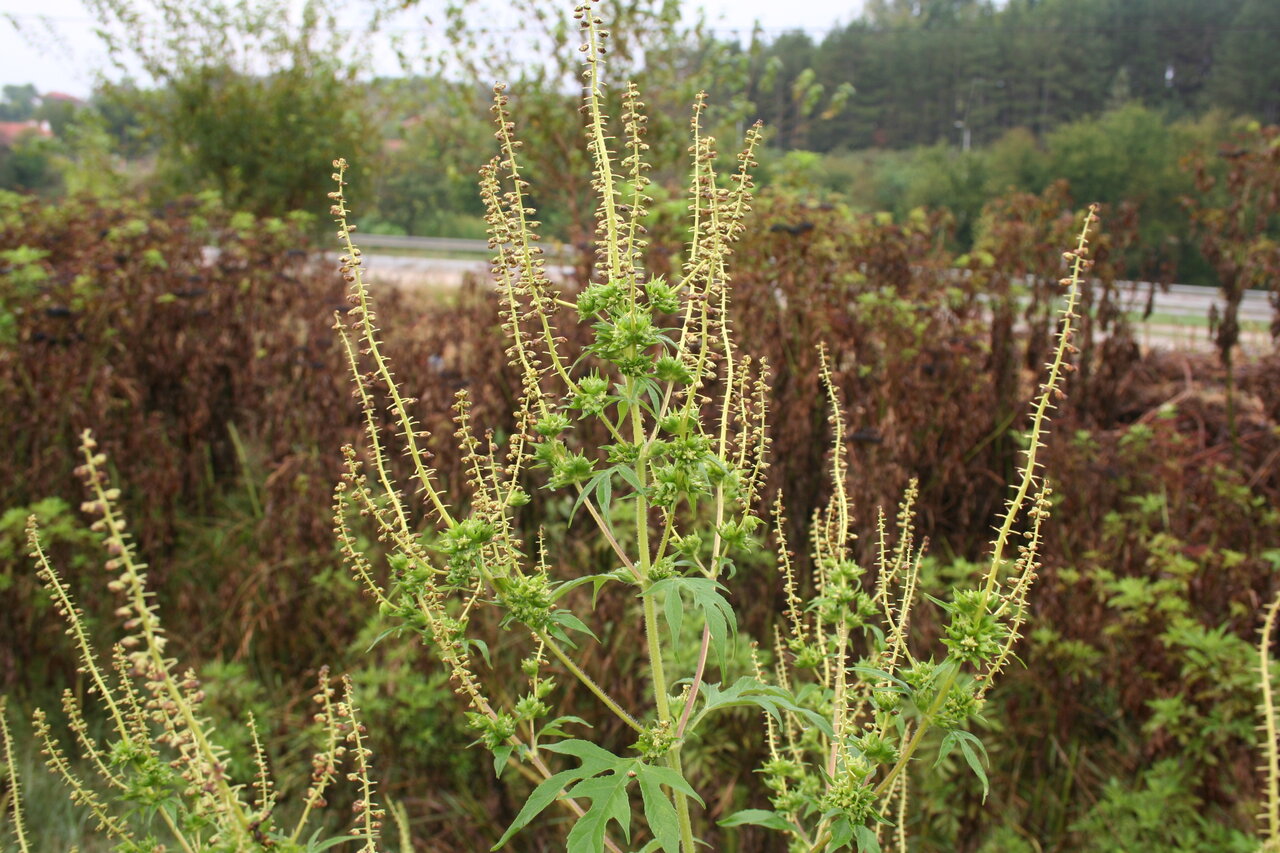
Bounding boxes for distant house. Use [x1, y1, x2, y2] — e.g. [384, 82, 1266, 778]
[0, 120, 53, 148]
[41, 92, 84, 105]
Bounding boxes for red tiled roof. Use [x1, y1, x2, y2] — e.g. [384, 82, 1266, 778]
[0, 121, 53, 147]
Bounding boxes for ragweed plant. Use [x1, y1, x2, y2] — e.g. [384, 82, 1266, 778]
[0, 430, 384, 853]
[1257, 591, 1280, 852]
[330, 1, 1096, 851]
[727, 214, 1095, 850]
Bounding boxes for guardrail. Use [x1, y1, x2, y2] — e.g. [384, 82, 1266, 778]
[352, 233, 567, 257]
[350, 235, 1273, 326]
[1102, 281, 1271, 325]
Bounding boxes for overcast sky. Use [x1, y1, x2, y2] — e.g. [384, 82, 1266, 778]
[0, 1, 864, 99]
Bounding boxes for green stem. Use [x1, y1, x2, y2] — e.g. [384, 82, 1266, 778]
[809, 830, 832, 853]
[632, 383, 697, 853]
[540, 633, 643, 732]
[873, 668, 959, 800]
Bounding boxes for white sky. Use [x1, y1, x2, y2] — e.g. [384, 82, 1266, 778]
[0, 0, 862, 99]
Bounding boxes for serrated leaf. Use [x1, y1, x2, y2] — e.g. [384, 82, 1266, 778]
[543, 738, 622, 771]
[493, 768, 582, 848]
[570, 472, 611, 525]
[595, 472, 612, 519]
[826, 817, 855, 849]
[552, 572, 624, 605]
[539, 715, 591, 739]
[851, 665, 911, 695]
[853, 823, 882, 852]
[492, 744, 514, 778]
[363, 623, 403, 652]
[692, 677, 835, 739]
[566, 767, 636, 850]
[643, 577, 737, 673]
[635, 764, 703, 806]
[637, 770, 681, 852]
[718, 808, 793, 832]
[935, 729, 990, 801]
[953, 730, 990, 802]
[614, 464, 645, 493]
[664, 580, 683, 644]
[552, 610, 599, 643]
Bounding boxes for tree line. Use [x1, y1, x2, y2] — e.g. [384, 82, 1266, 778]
[0, 0, 1276, 254]
[740, 0, 1280, 151]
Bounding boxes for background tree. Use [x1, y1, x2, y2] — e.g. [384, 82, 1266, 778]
[80, 0, 378, 218]
[0, 84, 38, 121]
[1211, 0, 1280, 124]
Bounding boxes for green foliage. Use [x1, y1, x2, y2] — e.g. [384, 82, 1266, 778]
[6, 4, 1278, 852]
[919, 390, 1280, 850]
[0, 246, 50, 345]
[0, 133, 61, 196]
[152, 62, 373, 217]
[328, 5, 1092, 850]
[496, 739, 703, 852]
[0, 85, 39, 122]
[81, 0, 377, 219]
[2, 433, 386, 852]
[1070, 760, 1256, 853]
[0, 498, 98, 595]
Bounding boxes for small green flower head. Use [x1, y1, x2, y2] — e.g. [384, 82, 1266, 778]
[634, 719, 678, 761]
[548, 451, 595, 489]
[870, 684, 902, 713]
[645, 278, 680, 314]
[673, 531, 703, 557]
[611, 310, 660, 350]
[658, 412, 692, 435]
[937, 681, 984, 729]
[940, 589, 1008, 665]
[519, 656, 542, 678]
[817, 586, 877, 626]
[514, 694, 549, 723]
[655, 354, 693, 384]
[853, 731, 899, 766]
[498, 573, 554, 631]
[576, 280, 623, 318]
[534, 413, 571, 437]
[820, 766, 877, 825]
[762, 756, 804, 786]
[442, 518, 495, 561]
[789, 639, 825, 670]
[616, 354, 656, 376]
[604, 441, 642, 465]
[902, 659, 942, 706]
[718, 517, 760, 552]
[649, 555, 677, 580]
[469, 711, 516, 751]
[570, 373, 610, 417]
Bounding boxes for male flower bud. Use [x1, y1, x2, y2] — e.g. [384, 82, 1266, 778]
[645, 279, 680, 314]
[533, 413, 570, 437]
[853, 731, 899, 766]
[939, 588, 1007, 665]
[655, 355, 693, 384]
[548, 452, 594, 489]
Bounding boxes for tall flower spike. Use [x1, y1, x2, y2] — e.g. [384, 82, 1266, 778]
[1, 697, 32, 853]
[1258, 590, 1280, 845]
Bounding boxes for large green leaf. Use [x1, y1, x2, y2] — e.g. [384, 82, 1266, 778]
[643, 576, 737, 672]
[935, 729, 990, 801]
[690, 677, 834, 739]
[494, 739, 700, 853]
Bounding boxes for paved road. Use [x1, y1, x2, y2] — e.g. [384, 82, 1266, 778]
[345, 252, 1273, 355]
